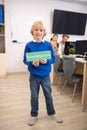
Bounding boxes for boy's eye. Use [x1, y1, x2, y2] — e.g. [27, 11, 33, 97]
[35, 29, 38, 31]
[35, 29, 43, 32]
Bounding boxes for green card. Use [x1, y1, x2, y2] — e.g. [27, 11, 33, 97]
[26, 50, 51, 61]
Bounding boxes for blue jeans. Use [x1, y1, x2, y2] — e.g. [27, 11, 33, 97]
[29, 73, 55, 117]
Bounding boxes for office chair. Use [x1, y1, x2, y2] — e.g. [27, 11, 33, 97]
[54, 54, 64, 91]
[61, 55, 83, 102]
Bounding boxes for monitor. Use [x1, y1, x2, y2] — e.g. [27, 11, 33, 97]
[75, 40, 87, 55]
[64, 41, 76, 55]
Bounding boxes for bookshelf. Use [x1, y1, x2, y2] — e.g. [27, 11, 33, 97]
[0, 0, 6, 77]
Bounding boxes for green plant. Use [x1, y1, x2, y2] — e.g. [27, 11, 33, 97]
[69, 48, 75, 54]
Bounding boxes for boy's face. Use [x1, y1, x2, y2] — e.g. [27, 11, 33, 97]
[33, 28, 45, 42]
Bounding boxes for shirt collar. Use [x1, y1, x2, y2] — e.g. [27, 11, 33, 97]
[33, 39, 44, 42]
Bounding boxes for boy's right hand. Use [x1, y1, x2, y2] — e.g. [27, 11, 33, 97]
[32, 60, 39, 67]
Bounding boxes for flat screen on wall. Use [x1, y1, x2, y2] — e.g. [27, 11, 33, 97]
[52, 9, 87, 35]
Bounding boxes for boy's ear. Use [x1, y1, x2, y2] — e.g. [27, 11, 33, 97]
[32, 32, 34, 35]
[44, 32, 46, 36]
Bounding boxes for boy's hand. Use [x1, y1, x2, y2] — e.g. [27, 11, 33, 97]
[32, 60, 39, 67]
[39, 59, 47, 64]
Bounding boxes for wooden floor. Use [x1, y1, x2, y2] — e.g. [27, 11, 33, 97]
[0, 72, 87, 130]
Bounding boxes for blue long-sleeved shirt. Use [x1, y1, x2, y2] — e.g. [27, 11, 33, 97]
[23, 40, 55, 77]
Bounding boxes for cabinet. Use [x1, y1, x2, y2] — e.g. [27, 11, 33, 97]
[0, 0, 6, 77]
[0, 53, 6, 76]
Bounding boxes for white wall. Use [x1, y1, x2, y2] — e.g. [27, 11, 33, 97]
[4, 0, 87, 73]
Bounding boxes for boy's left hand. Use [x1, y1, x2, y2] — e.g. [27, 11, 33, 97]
[39, 59, 47, 64]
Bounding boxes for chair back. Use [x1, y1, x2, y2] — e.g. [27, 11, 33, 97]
[54, 54, 62, 74]
[63, 55, 76, 80]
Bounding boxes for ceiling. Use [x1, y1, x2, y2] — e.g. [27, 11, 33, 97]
[59, 0, 87, 5]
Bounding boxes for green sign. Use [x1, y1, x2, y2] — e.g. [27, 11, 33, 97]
[26, 50, 51, 61]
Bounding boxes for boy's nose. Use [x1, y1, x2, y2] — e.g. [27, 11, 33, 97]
[37, 30, 41, 33]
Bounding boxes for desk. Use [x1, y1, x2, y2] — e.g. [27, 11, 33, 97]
[52, 57, 87, 107]
[76, 58, 87, 107]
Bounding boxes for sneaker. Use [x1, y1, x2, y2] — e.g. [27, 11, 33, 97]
[28, 116, 37, 126]
[49, 114, 63, 123]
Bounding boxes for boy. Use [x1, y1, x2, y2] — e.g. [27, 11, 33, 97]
[23, 21, 63, 126]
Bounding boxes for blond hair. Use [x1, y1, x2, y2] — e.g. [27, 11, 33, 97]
[30, 21, 47, 36]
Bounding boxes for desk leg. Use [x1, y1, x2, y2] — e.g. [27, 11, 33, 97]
[82, 63, 87, 108]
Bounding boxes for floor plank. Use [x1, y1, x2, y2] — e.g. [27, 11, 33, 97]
[0, 72, 87, 130]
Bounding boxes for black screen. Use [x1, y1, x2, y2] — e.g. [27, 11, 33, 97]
[52, 9, 87, 35]
[64, 41, 76, 55]
[75, 40, 87, 55]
